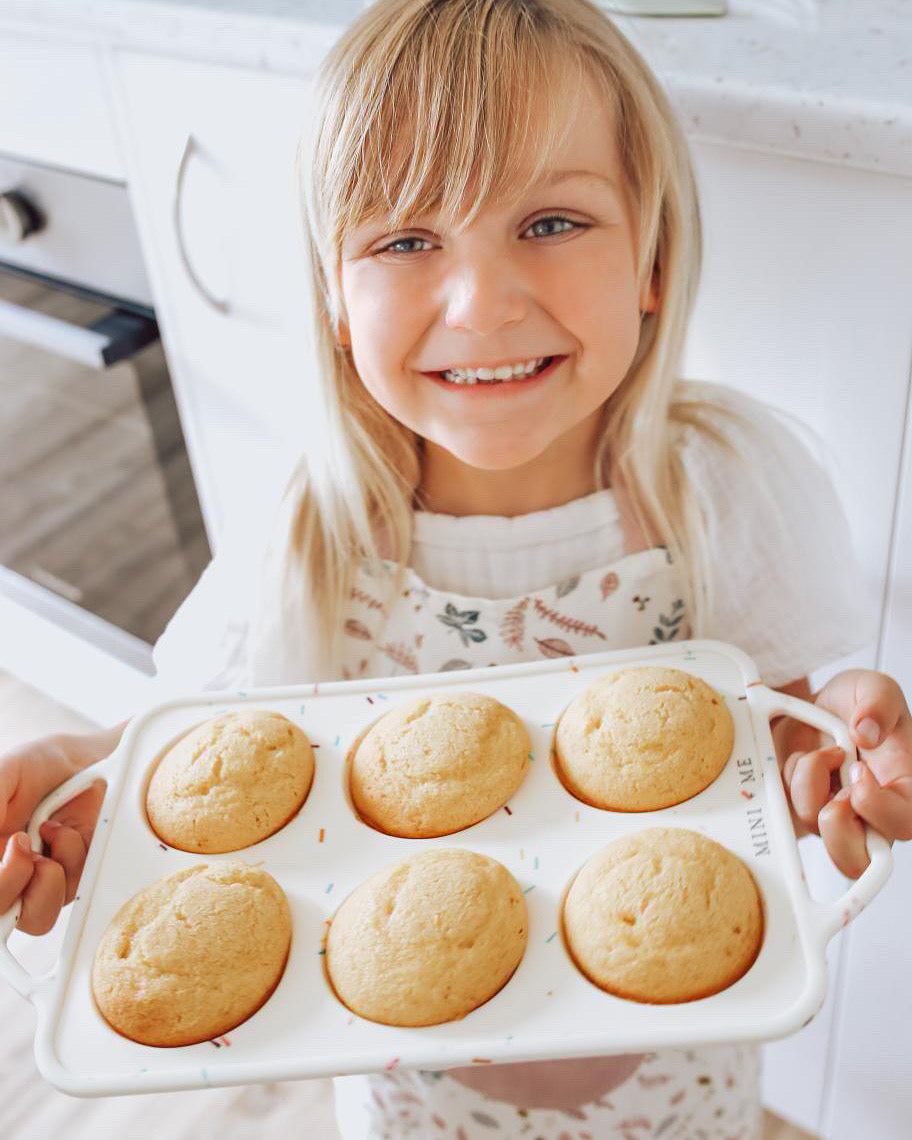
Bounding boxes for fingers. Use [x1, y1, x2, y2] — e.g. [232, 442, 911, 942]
[39, 821, 89, 905]
[782, 746, 845, 832]
[0, 833, 65, 935]
[782, 746, 904, 877]
[815, 760, 912, 878]
[848, 673, 907, 750]
[52, 781, 105, 844]
[18, 855, 66, 935]
[0, 764, 20, 833]
[816, 670, 908, 753]
[773, 714, 826, 764]
[42, 783, 103, 905]
[847, 763, 912, 842]
[0, 778, 104, 938]
[0, 832, 38, 913]
[819, 791, 870, 879]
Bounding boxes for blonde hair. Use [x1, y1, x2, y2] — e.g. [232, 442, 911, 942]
[274, 0, 737, 679]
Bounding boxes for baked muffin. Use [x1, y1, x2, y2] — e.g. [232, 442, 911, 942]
[146, 710, 314, 852]
[554, 666, 734, 811]
[326, 848, 527, 1026]
[348, 691, 530, 837]
[562, 828, 763, 1003]
[92, 862, 292, 1046]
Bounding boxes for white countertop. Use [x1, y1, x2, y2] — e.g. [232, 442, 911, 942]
[3, 0, 911, 177]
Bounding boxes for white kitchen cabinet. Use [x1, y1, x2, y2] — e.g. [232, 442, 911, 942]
[685, 142, 912, 636]
[683, 141, 912, 1137]
[105, 51, 318, 541]
[881, 382, 912, 702]
[827, 363, 912, 1139]
[0, 30, 124, 180]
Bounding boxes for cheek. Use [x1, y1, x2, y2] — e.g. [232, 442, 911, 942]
[352, 362, 409, 423]
[553, 246, 642, 346]
[340, 263, 405, 351]
[349, 347, 428, 440]
[343, 292, 403, 381]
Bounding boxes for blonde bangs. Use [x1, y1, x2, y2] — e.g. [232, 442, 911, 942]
[317, 3, 607, 255]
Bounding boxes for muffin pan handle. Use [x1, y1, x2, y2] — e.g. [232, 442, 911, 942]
[0, 756, 117, 999]
[747, 684, 893, 943]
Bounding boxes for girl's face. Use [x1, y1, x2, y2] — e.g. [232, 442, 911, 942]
[338, 70, 656, 495]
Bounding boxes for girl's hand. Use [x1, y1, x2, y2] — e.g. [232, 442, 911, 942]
[777, 670, 912, 878]
[0, 724, 124, 935]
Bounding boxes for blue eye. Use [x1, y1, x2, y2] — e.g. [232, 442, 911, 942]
[526, 215, 582, 238]
[378, 236, 433, 256]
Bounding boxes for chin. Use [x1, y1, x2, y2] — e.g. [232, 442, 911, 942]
[445, 441, 548, 472]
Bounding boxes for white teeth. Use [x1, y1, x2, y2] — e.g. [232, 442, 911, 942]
[442, 357, 549, 384]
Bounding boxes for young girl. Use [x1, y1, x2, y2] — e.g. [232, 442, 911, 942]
[3, 0, 912, 1135]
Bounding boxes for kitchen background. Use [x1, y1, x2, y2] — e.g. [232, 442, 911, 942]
[0, 1, 910, 1137]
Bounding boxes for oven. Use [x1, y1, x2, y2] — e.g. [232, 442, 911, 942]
[0, 154, 210, 721]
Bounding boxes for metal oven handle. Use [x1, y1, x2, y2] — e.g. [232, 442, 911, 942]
[0, 297, 159, 370]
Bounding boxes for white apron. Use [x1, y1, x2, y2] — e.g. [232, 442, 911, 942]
[331, 545, 761, 1139]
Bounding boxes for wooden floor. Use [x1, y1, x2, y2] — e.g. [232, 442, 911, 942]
[0, 668, 819, 1139]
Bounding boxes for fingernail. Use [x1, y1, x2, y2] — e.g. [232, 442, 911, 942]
[15, 833, 33, 854]
[850, 762, 864, 784]
[834, 786, 852, 801]
[856, 717, 880, 748]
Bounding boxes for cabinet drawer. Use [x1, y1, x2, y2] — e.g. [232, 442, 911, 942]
[0, 32, 124, 179]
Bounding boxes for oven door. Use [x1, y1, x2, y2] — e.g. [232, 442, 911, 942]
[0, 263, 210, 722]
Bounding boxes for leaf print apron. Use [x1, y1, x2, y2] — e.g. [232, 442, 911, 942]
[332, 545, 762, 1140]
[340, 546, 687, 680]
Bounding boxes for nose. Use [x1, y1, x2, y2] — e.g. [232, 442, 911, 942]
[442, 253, 529, 335]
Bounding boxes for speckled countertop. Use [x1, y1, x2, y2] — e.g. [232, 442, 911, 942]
[2, 0, 911, 176]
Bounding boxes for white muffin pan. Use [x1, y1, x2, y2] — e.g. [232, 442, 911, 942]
[0, 639, 893, 1096]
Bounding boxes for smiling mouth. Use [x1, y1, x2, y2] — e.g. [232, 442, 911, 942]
[425, 355, 566, 388]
